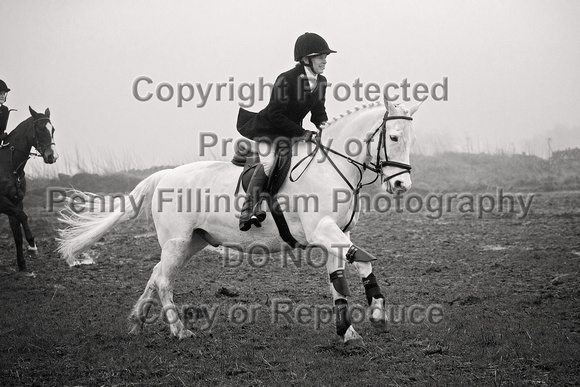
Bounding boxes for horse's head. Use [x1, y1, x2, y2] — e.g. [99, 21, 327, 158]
[29, 106, 58, 164]
[378, 99, 419, 195]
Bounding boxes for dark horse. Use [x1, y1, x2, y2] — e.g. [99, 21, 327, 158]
[0, 107, 57, 272]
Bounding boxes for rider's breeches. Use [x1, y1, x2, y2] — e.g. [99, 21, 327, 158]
[256, 141, 275, 176]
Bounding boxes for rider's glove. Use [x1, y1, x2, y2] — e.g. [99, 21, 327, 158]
[303, 130, 318, 142]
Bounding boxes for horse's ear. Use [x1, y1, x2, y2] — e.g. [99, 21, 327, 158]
[408, 101, 423, 116]
[29, 106, 39, 118]
[45, 108, 51, 118]
[385, 99, 398, 116]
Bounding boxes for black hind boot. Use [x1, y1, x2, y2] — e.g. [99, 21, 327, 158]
[239, 164, 269, 231]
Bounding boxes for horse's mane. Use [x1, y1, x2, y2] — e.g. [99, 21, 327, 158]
[326, 101, 417, 129]
[7, 116, 33, 139]
[326, 101, 384, 128]
[322, 101, 413, 159]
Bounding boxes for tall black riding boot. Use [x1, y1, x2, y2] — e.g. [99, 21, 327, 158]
[253, 192, 269, 223]
[239, 164, 269, 231]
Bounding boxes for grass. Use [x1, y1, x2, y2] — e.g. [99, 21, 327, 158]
[2, 192, 580, 385]
[2, 154, 580, 385]
[411, 151, 580, 193]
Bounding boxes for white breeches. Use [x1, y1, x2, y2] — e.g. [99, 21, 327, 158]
[256, 141, 276, 176]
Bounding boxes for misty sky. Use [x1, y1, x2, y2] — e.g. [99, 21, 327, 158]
[3, 0, 580, 174]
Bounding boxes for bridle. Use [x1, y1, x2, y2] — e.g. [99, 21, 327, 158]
[290, 110, 413, 230]
[370, 112, 413, 179]
[30, 117, 56, 157]
[8, 117, 56, 177]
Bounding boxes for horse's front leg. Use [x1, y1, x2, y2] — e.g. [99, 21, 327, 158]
[342, 231, 387, 329]
[351, 260, 387, 329]
[16, 201, 37, 254]
[309, 216, 369, 346]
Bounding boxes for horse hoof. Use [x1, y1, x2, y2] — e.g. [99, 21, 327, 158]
[27, 246, 38, 257]
[177, 329, 195, 340]
[128, 324, 143, 335]
[345, 336, 365, 347]
[342, 325, 365, 347]
[369, 298, 387, 332]
[371, 319, 388, 333]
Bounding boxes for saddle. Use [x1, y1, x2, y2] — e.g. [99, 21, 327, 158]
[232, 141, 303, 249]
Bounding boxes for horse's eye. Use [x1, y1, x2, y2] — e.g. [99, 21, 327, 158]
[389, 135, 399, 142]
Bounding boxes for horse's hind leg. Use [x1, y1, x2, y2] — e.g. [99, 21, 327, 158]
[129, 261, 162, 335]
[6, 201, 36, 271]
[130, 235, 208, 339]
[8, 215, 26, 272]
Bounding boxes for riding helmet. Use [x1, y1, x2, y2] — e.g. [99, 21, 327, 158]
[0, 80, 10, 93]
[294, 33, 336, 61]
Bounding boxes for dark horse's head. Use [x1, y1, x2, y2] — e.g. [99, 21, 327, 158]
[28, 106, 58, 164]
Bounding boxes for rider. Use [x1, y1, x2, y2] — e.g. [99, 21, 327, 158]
[0, 79, 11, 146]
[236, 32, 336, 231]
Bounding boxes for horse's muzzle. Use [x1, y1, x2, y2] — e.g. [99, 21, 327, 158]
[44, 148, 58, 164]
[392, 179, 409, 194]
[383, 176, 411, 195]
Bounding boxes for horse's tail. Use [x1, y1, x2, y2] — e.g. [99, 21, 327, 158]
[57, 168, 172, 266]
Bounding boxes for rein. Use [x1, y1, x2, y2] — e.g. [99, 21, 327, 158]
[290, 111, 413, 231]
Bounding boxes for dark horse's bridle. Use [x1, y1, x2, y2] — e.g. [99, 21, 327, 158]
[290, 110, 413, 230]
[30, 117, 56, 157]
[8, 116, 56, 177]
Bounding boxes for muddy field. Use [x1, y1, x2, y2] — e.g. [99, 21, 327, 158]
[1, 188, 579, 386]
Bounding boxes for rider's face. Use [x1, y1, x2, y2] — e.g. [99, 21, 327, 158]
[308, 54, 328, 74]
[0, 92, 7, 105]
